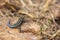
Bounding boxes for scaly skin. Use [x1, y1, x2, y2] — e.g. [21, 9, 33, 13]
[7, 15, 25, 28]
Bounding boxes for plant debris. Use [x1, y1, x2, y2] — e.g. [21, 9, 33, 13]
[0, 0, 60, 40]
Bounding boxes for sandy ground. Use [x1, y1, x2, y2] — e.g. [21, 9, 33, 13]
[0, 0, 60, 40]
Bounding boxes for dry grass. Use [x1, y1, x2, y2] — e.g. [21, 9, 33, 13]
[0, 0, 60, 40]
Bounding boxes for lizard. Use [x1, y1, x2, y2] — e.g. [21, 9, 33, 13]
[7, 15, 25, 28]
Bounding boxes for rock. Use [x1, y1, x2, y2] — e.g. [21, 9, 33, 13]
[21, 21, 40, 34]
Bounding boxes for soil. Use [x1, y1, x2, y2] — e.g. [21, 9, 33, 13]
[0, 0, 60, 40]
